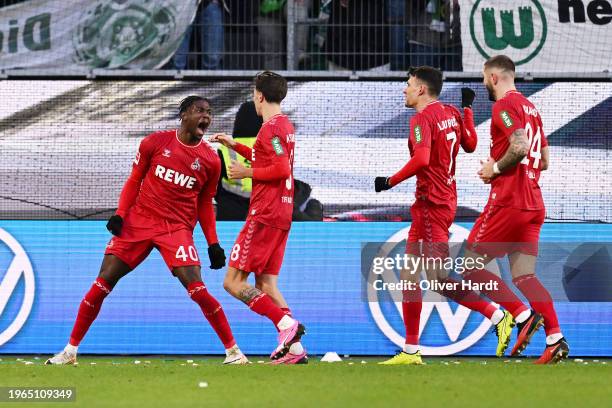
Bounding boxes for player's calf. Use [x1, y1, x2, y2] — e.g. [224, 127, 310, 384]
[68, 277, 112, 347]
[188, 281, 238, 351]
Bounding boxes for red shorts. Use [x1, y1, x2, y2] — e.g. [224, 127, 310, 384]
[105, 208, 200, 271]
[406, 200, 455, 258]
[467, 205, 545, 258]
[228, 218, 289, 275]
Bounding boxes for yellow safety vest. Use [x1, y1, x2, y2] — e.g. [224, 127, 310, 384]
[218, 137, 256, 198]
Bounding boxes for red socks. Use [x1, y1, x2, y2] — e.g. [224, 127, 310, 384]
[439, 277, 498, 319]
[247, 292, 286, 326]
[402, 287, 422, 345]
[70, 279, 236, 349]
[513, 275, 561, 336]
[188, 282, 236, 349]
[69, 277, 111, 346]
[463, 268, 529, 318]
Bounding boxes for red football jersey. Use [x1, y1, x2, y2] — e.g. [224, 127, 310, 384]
[248, 114, 295, 230]
[131, 129, 221, 229]
[409, 101, 467, 205]
[489, 90, 548, 210]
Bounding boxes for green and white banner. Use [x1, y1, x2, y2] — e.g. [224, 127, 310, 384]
[0, 0, 197, 69]
[462, 0, 612, 72]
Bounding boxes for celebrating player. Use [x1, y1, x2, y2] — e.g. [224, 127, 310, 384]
[46, 96, 248, 365]
[461, 55, 568, 364]
[210, 71, 306, 364]
[375, 66, 514, 365]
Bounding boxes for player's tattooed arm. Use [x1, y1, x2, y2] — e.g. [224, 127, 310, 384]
[238, 287, 263, 304]
[478, 129, 529, 183]
[497, 129, 529, 172]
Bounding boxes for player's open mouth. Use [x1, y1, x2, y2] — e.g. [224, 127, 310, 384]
[197, 121, 208, 134]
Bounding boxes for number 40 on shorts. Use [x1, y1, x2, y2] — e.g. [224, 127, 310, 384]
[175, 245, 199, 262]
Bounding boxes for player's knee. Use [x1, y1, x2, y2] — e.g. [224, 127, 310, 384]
[97, 268, 119, 288]
[98, 255, 130, 288]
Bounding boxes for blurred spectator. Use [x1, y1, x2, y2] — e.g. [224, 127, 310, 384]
[172, 0, 226, 70]
[387, 0, 409, 71]
[224, 0, 260, 70]
[216, 101, 323, 221]
[258, 0, 312, 70]
[201, 0, 226, 69]
[407, 0, 462, 71]
[325, 0, 388, 71]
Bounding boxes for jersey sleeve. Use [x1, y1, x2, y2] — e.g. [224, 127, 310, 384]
[265, 123, 290, 158]
[492, 100, 523, 139]
[116, 134, 156, 217]
[388, 147, 430, 187]
[409, 114, 432, 151]
[460, 107, 478, 153]
[252, 123, 291, 181]
[133, 134, 156, 177]
[234, 142, 253, 161]
[197, 157, 221, 245]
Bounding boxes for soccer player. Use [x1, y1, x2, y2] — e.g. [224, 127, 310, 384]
[210, 71, 306, 364]
[46, 96, 248, 365]
[375, 66, 514, 365]
[461, 55, 568, 364]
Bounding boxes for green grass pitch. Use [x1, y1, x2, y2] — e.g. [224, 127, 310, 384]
[0, 356, 610, 407]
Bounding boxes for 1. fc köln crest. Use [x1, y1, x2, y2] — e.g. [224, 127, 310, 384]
[191, 158, 200, 171]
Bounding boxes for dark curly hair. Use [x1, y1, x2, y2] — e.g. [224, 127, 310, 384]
[178, 96, 210, 119]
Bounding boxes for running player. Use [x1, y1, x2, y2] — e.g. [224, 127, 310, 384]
[210, 71, 306, 364]
[46, 96, 248, 365]
[375, 66, 514, 365]
[462, 55, 568, 364]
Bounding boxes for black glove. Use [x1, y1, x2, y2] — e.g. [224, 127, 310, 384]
[208, 243, 226, 270]
[106, 214, 123, 236]
[461, 87, 476, 108]
[375, 177, 392, 192]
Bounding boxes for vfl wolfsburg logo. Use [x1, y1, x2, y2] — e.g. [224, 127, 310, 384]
[470, 0, 547, 65]
[72, 0, 178, 68]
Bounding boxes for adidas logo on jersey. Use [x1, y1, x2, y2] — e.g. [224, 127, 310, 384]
[154, 165, 196, 189]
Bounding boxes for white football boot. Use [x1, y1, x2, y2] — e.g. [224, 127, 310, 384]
[223, 345, 250, 365]
[45, 345, 78, 365]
